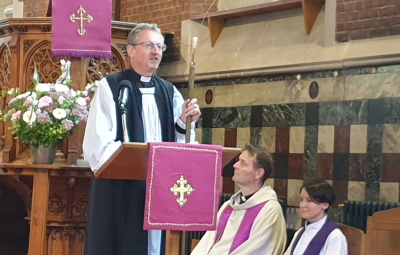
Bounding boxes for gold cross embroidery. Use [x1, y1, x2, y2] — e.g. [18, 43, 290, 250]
[170, 175, 195, 207]
[70, 6, 93, 36]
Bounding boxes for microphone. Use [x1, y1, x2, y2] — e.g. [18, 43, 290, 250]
[118, 80, 132, 142]
[118, 80, 131, 113]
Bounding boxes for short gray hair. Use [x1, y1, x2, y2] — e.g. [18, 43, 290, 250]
[127, 23, 163, 45]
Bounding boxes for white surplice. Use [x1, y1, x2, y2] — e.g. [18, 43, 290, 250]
[83, 76, 196, 172]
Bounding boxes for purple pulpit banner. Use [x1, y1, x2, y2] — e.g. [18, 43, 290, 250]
[52, 0, 112, 58]
[144, 142, 223, 231]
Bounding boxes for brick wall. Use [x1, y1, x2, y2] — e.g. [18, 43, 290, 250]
[121, 0, 217, 62]
[121, 0, 217, 39]
[21, 0, 48, 17]
[336, 0, 400, 42]
[21, 0, 116, 18]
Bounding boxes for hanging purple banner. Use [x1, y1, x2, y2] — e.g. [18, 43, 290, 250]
[52, 0, 112, 58]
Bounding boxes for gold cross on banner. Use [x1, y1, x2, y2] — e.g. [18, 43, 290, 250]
[70, 5, 93, 36]
[170, 175, 195, 207]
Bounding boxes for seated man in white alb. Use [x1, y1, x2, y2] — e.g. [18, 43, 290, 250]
[191, 144, 287, 255]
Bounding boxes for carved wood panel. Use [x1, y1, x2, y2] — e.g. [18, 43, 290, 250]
[116, 44, 127, 57]
[47, 177, 90, 226]
[45, 176, 89, 255]
[86, 46, 126, 83]
[49, 194, 67, 216]
[0, 43, 11, 91]
[24, 40, 38, 54]
[72, 178, 90, 219]
[73, 195, 88, 217]
[25, 41, 64, 90]
[70, 229, 85, 255]
[0, 43, 11, 149]
[47, 229, 63, 255]
[48, 178, 68, 218]
[47, 227, 85, 255]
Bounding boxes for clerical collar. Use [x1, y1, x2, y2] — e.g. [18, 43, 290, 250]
[140, 76, 151, 82]
[239, 192, 255, 204]
[130, 68, 152, 82]
[129, 68, 153, 88]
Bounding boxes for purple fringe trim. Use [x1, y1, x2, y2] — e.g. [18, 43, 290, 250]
[52, 50, 113, 59]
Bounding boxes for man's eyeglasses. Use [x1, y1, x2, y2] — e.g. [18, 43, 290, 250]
[131, 42, 167, 52]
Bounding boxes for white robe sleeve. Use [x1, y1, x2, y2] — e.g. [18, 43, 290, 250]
[320, 229, 348, 255]
[173, 86, 196, 143]
[82, 78, 121, 172]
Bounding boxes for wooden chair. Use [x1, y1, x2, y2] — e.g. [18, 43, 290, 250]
[336, 223, 365, 255]
[191, 239, 200, 252]
[365, 207, 400, 255]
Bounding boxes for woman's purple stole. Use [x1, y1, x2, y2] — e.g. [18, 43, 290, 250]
[290, 218, 338, 255]
[213, 201, 268, 254]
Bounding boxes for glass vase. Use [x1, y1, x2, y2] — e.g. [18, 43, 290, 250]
[30, 143, 57, 164]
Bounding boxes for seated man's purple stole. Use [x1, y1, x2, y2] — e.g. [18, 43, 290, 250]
[214, 201, 268, 254]
[290, 218, 338, 255]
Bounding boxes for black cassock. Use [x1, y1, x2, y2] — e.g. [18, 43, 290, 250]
[84, 68, 177, 255]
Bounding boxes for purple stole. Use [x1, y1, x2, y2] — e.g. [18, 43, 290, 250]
[214, 201, 268, 254]
[291, 218, 338, 255]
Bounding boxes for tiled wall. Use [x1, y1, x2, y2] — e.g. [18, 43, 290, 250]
[186, 65, 400, 211]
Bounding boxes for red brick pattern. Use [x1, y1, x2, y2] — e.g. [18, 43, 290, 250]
[21, 0, 49, 17]
[121, 0, 217, 39]
[20, 0, 117, 19]
[337, 0, 400, 42]
[120, 0, 217, 62]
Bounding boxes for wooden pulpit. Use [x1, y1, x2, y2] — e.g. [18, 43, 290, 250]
[94, 142, 241, 255]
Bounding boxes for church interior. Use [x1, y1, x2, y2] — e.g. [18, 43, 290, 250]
[0, 0, 400, 254]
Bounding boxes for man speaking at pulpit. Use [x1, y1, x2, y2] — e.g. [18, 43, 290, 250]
[82, 23, 201, 255]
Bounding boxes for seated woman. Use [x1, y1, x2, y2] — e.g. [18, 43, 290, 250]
[284, 180, 348, 255]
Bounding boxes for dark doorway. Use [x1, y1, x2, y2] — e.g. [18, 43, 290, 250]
[0, 183, 29, 255]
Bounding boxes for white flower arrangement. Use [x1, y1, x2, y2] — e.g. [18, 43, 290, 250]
[1, 60, 97, 148]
